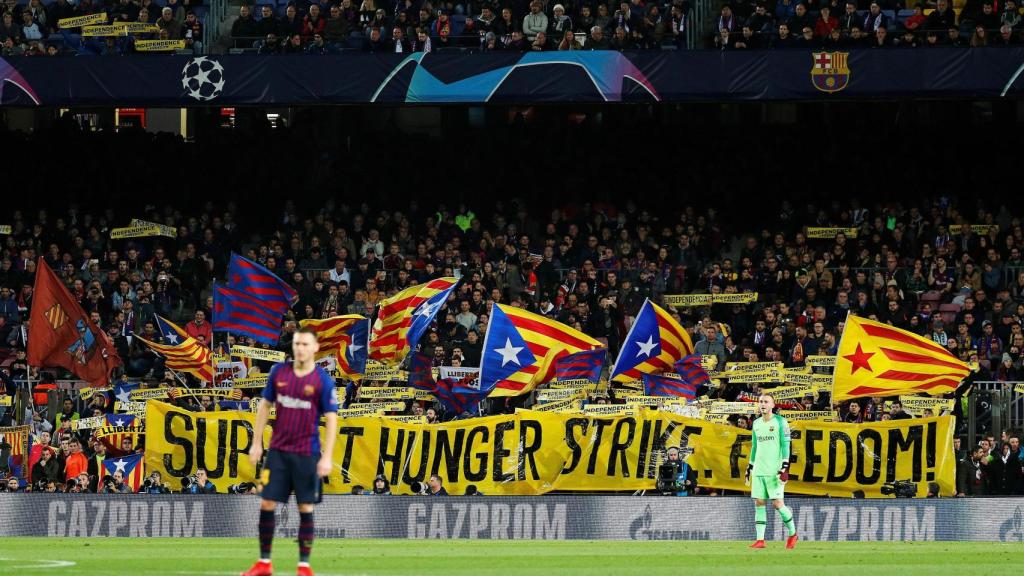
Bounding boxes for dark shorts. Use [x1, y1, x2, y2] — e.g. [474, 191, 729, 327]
[262, 449, 321, 504]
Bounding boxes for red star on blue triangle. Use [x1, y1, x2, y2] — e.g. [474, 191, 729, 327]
[844, 343, 874, 375]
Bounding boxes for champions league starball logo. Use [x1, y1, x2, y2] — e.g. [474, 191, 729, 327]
[181, 56, 225, 101]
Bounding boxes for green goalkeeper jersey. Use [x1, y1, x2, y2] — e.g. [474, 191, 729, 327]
[750, 413, 791, 477]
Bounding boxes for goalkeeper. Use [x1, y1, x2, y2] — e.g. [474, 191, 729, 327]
[745, 393, 798, 549]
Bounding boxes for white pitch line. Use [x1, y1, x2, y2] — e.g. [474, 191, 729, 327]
[0, 558, 77, 569]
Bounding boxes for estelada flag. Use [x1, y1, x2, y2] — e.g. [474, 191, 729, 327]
[833, 315, 969, 401]
[369, 277, 459, 367]
[28, 259, 120, 386]
[300, 315, 368, 380]
[480, 304, 603, 397]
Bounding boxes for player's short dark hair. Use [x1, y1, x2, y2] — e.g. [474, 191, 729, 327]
[295, 325, 319, 340]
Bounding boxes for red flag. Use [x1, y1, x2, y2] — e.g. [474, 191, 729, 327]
[27, 259, 121, 386]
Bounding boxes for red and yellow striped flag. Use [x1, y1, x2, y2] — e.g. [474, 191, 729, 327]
[833, 315, 969, 401]
[0, 425, 29, 458]
[138, 316, 213, 382]
[369, 277, 459, 366]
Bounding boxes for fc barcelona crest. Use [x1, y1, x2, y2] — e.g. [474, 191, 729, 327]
[811, 52, 850, 93]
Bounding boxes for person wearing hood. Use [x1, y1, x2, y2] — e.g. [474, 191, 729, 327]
[371, 475, 392, 495]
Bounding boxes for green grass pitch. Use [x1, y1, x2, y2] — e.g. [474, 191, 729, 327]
[0, 538, 1018, 575]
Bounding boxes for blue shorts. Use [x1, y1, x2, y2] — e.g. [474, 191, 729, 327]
[261, 449, 321, 504]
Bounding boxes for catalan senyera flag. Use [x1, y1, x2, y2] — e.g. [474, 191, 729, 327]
[28, 259, 121, 386]
[369, 277, 459, 366]
[610, 299, 695, 382]
[299, 315, 368, 381]
[136, 316, 213, 382]
[833, 315, 969, 401]
[480, 304, 603, 397]
[0, 425, 29, 459]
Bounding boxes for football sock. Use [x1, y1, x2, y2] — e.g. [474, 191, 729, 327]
[259, 509, 275, 561]
[755, 505, 767, 540]
[299, 511, 314, 563]
[778, 505, 796, 536]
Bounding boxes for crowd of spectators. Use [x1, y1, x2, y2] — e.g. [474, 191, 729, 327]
[229, 0, 1024, 53]
[0, 0, 204, 56]
[711, 0, 1024, 49]
[6, 0, 1024, 56]
[231, 0, 692, 52]
[1, 113, 1023, 496]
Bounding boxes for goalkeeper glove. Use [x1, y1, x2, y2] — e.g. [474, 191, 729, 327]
[779, 462, 790, 483]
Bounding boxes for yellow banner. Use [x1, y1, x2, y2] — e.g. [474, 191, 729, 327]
[714, 292, 758, 304]
[0, 225, 10, 235]
[765, 384, 815, 399]
[110, 224, 159, 238]
[948, 224, 997, 235]
[383, 415, 427, 424]
[95, 424, 145, 439]
[115, 401, 147, 415]
[707, 402, 759, 414]
[143, 401, 954, 497]
[58, 13, 108, 28]
[233, 376, 269, 389]
[129, 388, 170, 401]
[128, 219, 177, 237]
[530, 398, 582, 413]
[806, 355, 837, 367]
[662, 292, 758, 307]
[553, 378, 594, 387]
[0, 396, 11, 406]
[725, 361, 783, 372]
[536, 388, 587, 402]
[122, 22, 160, 33]
[1015, 383, 1024, 394]
[338, 402, 405, 417]
[82, 24, 128, 36]
[661, 294, 711, 307]
[806, 227, 859, 239]
[700, 412, 732, 423]
[364, 360, 402, 381]
[134, 39, 186, 51]
[779, 410, 835, 422]
[231, 345, 286, 363]
[172, 388, 242, 399]
[899, 397, 954, 414]
[71, 416, 106, 430]
[724, 371, 784, 384]
[413, 390, 436, 401]
[581, 404, 640, 416]
[358, 387, 414, 400]
[623, 396, 671, 406]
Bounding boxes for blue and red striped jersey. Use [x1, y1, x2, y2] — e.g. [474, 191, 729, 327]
[262, 362, 339, 455]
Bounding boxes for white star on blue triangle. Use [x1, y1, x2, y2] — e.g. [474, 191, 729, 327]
[345, 319, 369, 374]
[479, 305, 537, 392]
[155, 316, 182, 344]
[406, 284, 458, 354]
[610, 300, 662, 379]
